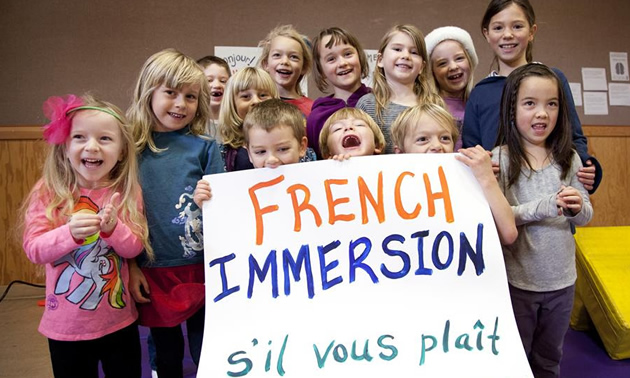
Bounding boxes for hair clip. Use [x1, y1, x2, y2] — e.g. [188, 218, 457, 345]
[42, 95, 84, 145]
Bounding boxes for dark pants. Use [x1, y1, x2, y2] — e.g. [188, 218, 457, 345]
[151, 306, 205, 378]
[48, 323, 141, 378]
[509, 284, 575, 378]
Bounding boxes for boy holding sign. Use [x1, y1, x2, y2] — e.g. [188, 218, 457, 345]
[391, 103, 517, 245]
[194, 99, 308, 204]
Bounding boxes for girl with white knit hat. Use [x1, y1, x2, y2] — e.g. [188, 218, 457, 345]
[425, 26, 478, 150]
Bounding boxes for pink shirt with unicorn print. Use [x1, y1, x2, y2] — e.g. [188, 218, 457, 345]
[23, 183, 143, 341]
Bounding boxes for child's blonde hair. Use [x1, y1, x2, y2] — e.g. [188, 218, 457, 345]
[373, 25, 444, 123]
[127, 48, 210, 153]
[219, 67, 279, 149]
[390, 103, 459, 152]
[258, 24, 313, 96]
[21, 94, 153, 259]
[311, 27, 369, 92]
[318, 107, 386, 159]
[243, 98, 306, 145]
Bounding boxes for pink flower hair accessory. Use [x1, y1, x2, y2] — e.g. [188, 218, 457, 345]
[42, 95, 84, 145]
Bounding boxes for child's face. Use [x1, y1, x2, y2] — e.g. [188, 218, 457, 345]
[263, 36, 304, 94]
[235, 88, 273, 120]
[151, 83, 200, 132]
[326, 117, 380, 157]
[65, 110, 123, 189]
[515, 76, 558, 149]
[397, 114, 454, 154]
[483, 3, 536, 68]
[246, 125, 307, 168]
[377, 31, 424, 86]
[319, 36, 362, 94]
[430, 40, 471, 98]
[203, 64, 230, 109]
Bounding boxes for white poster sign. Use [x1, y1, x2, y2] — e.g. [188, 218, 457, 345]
[610, 52, 629, 81]
[584, 92, 609, 115]
[363, 49, 379, 88]
[199, 154, 533, 378]
[581, 67, 608, 91]
[609, 83, 630, 106]
[569, 82, 583, 107]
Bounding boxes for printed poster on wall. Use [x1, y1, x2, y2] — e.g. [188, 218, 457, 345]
[199, 154, 533, 378]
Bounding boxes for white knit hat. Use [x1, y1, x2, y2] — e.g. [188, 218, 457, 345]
[425, 26, 479, 68]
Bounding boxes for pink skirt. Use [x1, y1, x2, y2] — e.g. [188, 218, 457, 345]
[137, 263, 205, 327]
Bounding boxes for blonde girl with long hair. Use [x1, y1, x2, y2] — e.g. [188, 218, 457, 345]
[356, 24, 444, 154]
[21, 94, 151, 378]
[126, 48, 224, 377]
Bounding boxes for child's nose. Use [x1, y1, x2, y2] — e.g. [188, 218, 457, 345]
[428, 139, 443, 153]
[266, 153, 280, 166]
[85, 137, 99, 151]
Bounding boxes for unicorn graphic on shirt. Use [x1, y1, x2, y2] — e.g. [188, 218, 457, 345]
[53, 196, 125, 311]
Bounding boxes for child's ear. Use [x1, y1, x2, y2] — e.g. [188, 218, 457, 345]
[529, 24, 538, 41]
[373, 147, 383, 155]
[376, 53, 384, 68]
[394, 145, 402, 154]
[482, 28, 490, 43]
[299, 136, 308, 157]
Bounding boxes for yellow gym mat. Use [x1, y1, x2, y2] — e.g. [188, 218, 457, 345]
[570, 226, 630, 360]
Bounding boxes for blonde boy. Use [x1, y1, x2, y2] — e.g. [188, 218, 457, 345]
[319, 107, 385, 159]
[194, 99, 308, 205]
[391, 103, 518, 245]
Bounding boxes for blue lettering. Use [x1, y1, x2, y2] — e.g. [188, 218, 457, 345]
[248, 250, 278, 299]
[318, 240, 342, 290]
[349, 237, 378, 284]
[282, 245, 315, 298]
[458, 223, 485, 276]
[381, 234, 410, 279]
[432, 231, 454, 270]
[209, 253, 240, 302]
[412, 230, 432, 275]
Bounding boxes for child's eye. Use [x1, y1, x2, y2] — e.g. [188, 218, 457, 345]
[492, 25, 503, 32]
[455, 55, 466, 62]
[326, 56, 335, 63]
[254, 149, 266, 155]
[220, 78, 228, 84]
[259, 93, 269, 99]
[416, 136, 428, 143]
[272, 53, 281, 58]
[164, 89, 175, 96]
[436, 60, 447, 68]
[524, 100, 535, 106]
[549, 101, 559, 107]
[279, 147, 290, 152]
[513, 24, 524, 30]
[100, 136, 113, 142]
[344, 51, 354, 58]
[72, 134, 84, 140]
[290, 54, 301, 61]
[440, 135, 452, 142]
[411, 49, 419, 55]
[186, 94, 198, 100]
[239, 94, 250, 100]
[392, 47, 402, 52]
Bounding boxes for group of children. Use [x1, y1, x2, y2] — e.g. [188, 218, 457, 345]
[20, 0, 599, 377]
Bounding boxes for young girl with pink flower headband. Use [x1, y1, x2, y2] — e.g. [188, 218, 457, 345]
[20, 94, 152, 378]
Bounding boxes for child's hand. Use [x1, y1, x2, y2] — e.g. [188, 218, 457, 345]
[129, 259, 151, 304]
[576, 160, 596, 191]
[330, 154, 352, 161]
[455, 146, 496, 186]
[556, 185, 583, 215]
[99, 192, 121, 235]
[68, 213, 101, 243]
[193, 180, 212, 208]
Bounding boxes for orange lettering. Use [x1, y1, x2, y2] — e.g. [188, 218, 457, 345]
[287, 183, 322, 232]
[358, 172, 385, 224]
[423, 166, 454, 223]
[394, 171, 421, 219]
[324, 179, 355, 224]
[249, 175, 285, 245]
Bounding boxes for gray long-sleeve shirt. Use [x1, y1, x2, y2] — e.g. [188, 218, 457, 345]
[492, 146, 593, 292]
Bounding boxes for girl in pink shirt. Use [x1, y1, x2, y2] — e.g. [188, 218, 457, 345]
[21, 94, 152, 378]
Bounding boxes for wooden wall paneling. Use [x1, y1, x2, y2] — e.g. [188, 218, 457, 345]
[583, 126, 630, 227]
[0, 128, 48, 285]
